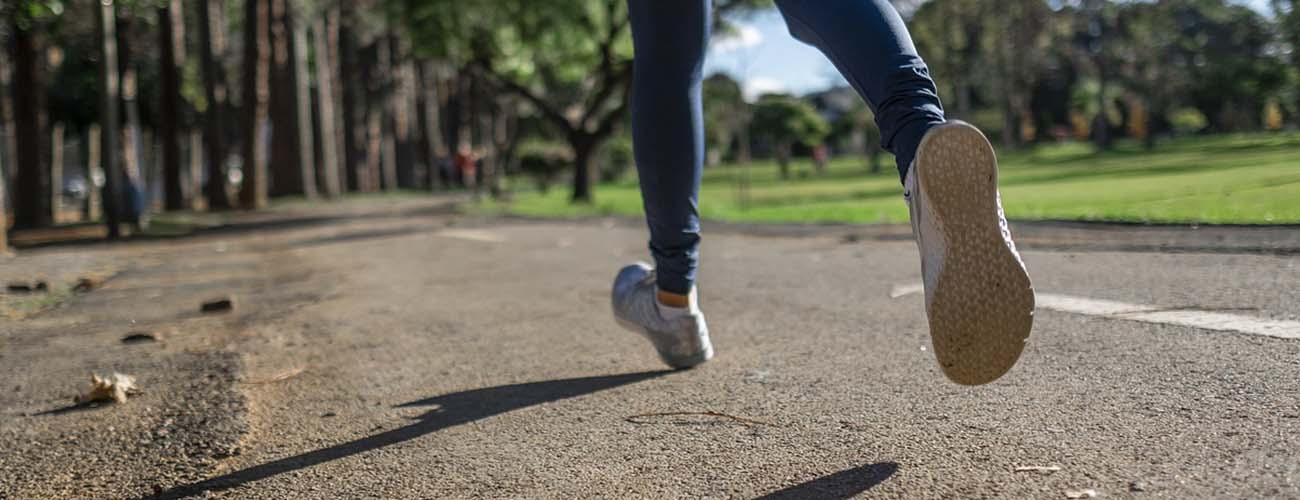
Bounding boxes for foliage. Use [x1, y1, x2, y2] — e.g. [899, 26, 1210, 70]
[486, 132, 1300, 225]
[703, 73, 748, 161]
[394, 0, 634, 201]
[600, 134, 634, 182]
[750, 95, 829, 151]
[516, 140, 572, 193]
[829, 99, 882, 170]
[908, 0, 1295, 146]
[1168, 108, 1208, 135]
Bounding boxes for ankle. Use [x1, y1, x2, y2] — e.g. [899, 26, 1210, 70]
[656, 289, 690, 309]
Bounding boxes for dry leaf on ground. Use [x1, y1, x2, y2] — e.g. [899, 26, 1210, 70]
[75, 373, 141, 404]
[1065, 488, 1099, 499]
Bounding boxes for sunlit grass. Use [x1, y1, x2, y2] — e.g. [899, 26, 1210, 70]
[480, 132, 1300, 225]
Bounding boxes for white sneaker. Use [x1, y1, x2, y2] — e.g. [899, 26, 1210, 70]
[905, 121, 1034, 385]
[611, 262, 713, 369]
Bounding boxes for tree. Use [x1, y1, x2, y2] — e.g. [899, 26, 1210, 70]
[832, 99, 882, 173]
[267, 0, 313, 198]
[7, 1, 53, 229]
[95, 0, 125, 237]
[397, 0, 634, 203]
[993, 0, 1051, 146]
[1113, 1, 1186, 149]
[0, 82, 6, 248]
[416, 61, 449, 190]
[290, 0, 317, 198]
[702, 73, 748, 166]
[197, 0, 233, 209]
[910, 0, 985, 119]
[312, 7, 342, 197]
[158, 0, 186, 209]
[115, 7, 146, 224]
[1275, 0, 1300, 125]
[338, 0, 366, 192]
[1175, 1, 1288, 132]
[750, 94, 828, 179]
[1073, 0, 1120, 149]
[240, 0, 270, 208]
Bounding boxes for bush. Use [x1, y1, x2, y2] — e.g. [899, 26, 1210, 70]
[1168, 108, 1208, 135]
[516, 141, 572, 194]
[600, 135, 635, 182]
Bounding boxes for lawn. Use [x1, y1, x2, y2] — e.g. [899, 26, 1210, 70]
[479, 132, 1300, 225]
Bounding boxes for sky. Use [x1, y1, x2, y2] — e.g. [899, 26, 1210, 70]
[703, 0, 1276, 101]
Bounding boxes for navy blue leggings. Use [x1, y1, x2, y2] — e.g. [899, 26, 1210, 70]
[628, 0, 945, 294]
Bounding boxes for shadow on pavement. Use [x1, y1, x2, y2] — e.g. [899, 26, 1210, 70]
[12, 202, 458, 250]
[32, 401, 112, 416]
[146, 370, 669, 499]
[754, 462, 899, 500]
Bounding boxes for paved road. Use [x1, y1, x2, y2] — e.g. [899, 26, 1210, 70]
[2, 199, 1297, 499]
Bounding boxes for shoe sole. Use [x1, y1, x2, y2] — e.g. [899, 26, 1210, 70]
[615, 317, 713, 370]
[915, 121, 1034, 385]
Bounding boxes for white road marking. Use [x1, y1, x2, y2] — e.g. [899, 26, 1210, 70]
[889, 282, 925, 299]
[436, 229, 506, 243]
[890, 283, 1300, 340]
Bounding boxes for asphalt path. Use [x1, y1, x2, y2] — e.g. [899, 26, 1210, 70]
[2, 200, 1296, 499]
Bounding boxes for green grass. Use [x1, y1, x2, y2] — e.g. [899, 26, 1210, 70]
[478, 132, 1300, 225]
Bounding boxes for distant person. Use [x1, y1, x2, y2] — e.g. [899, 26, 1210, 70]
[612, 0, 1035, 385]
[811, 143, 829, 173]
[454, 145, 477, 189]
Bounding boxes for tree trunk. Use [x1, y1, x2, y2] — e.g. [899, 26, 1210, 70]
[240, 0, 271, 209]
[493, 101, 519, 191]
[375, 37, 397, 191]
[0, 167, 6, 251]
[86, 124, 102, 220]
[291, 9, 317, 198]
[1002, 96, 1019, 149]
[569, 135, 597, 203]
[361, 42, 382, 193]
[159, 0, 186, 210]
[198, 0, 232, 209]
[364, 107, 382, 192]
[470, 73, 491, 198]
[1094, 63, 1111, 150]
[0, 44, 16, 198]
[118, 13, 145, 225]
[416, 61, 447, 191]
[95, 1, 124, 238]
[312, 13, 341, 198]
[737, 125, 751, 164]
[50, 123, 63, 221]
[338, 4, 363, 192]
[390, 34, 417, 189]
[9, 14, 51, 229]
[776, 143, 791, 179]
[268, 0, 303, 197]
[0, 90, 5, 250]
[997, 15, 1019, 150]
[956, 82, 973, 119]
[188, 130, 204, 209]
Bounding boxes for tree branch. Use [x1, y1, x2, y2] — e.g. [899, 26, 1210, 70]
[474, 61, 574, 134]
[590, 80, 631, 140]
[580, 62, 632, 130]
[581, 2, 631, 129]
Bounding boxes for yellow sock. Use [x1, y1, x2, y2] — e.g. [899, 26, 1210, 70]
[656, 290, 690, 309]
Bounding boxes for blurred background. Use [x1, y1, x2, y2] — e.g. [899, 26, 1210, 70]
[0, 0, 1297, 250]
